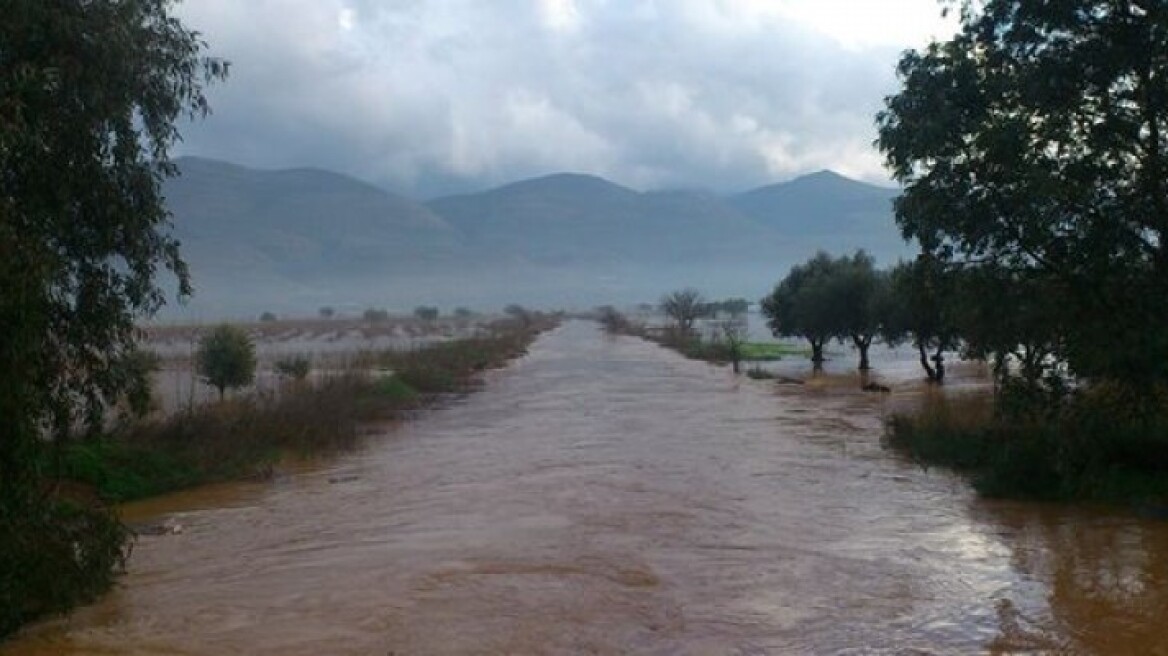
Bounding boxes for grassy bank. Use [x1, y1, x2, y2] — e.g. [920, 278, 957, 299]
[885, 386, 1168, 505]
[61, 316, 557, 504]
[596, 308, 803, 368]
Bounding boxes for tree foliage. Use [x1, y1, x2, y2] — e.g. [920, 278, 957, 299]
[761, 251, 888, 370]
[660, 288, 707, 334]
[881, 256, 961, 382]
[0, 0, 226, 636]
[197, 324, 257, 400]
[877, 0, 1168, 387]
[413, 305, 439, 322]
[704, 297, 750, 317]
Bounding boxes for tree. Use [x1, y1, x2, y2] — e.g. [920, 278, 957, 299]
[833, 251, 887, 371]
[761, 251, 890, 372]
[363, 307, 389, 322]
[882, 256, 962, 383]
[318, 306, 336, 319]
[951, 263, 1065, 389]
[706, 298, 750, 317]
[0, 0, 226, 635]
[660, 288, 707, 335]
[259, 311, 277, 322]
[197, 325, 257, 400]
[877, 0, 1168, 387]
[718, 320, 748, 374]
[414, 305, 439, 322]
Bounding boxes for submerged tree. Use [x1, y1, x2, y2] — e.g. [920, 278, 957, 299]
[882, 256, 961, 383]
[877, 0, 1168, 388]
[834, 251, 887, 371]
[761, 252, 839, 369]
[762, 251, 890, 371]
[0, 0, 227, 635]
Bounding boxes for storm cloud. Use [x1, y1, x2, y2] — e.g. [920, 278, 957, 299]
[174, 0, 955, 197]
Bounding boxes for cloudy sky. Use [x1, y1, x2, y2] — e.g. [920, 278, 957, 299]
[174, 0, 956, 198]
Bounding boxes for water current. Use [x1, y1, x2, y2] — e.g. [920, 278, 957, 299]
[6, 321, 1168, 654]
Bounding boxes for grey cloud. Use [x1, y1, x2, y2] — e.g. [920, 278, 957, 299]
[176, 0, 920, 197]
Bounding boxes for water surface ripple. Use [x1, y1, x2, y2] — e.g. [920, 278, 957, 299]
[7, 321, 1168, 654]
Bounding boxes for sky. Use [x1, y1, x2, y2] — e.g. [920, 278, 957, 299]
[174, 0, 958, 198]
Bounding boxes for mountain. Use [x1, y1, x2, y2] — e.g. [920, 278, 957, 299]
[428, 174, 789, 266]
[160, 158, 908, 316]
[732, 170, 906, 254]
[166, 157, 463, 279]
[428, 173, 645, 266]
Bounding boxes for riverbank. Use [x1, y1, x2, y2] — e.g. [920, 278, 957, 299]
[9, 320, 1168, 655]
[1, 315, 557, 641]
[64, 315, 559, 504]
[596, 307, 806, 371]
[884, 385, 1168, 506]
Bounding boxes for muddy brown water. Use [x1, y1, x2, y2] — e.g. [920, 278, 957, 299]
[6, 321, 1168, 654]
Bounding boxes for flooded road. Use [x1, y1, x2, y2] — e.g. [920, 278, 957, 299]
[7, 321, 1168, 654]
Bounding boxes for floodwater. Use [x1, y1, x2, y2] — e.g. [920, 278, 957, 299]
[6, 321, 1168, 654]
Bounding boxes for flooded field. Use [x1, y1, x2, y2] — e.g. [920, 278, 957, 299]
[6, 321, 1168, 654]
[142, 316, 487, 414]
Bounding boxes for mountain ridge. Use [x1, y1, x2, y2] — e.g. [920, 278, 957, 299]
[161, 156, 909, 315]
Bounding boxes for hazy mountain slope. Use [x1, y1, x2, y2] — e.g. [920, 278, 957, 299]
[730, 170, 911, 260]
[158, 158, 908, 316]
[428, 173, 787, 265]
[165, 157, 464, 284]
[733, 170, 898, 232]
[428, 173, 647, 265]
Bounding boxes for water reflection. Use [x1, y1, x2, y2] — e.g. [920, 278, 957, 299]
[972, 501, 1168, 654]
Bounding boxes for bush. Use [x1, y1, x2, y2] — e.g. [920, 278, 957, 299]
[884, 386, 1168, 502]
[274, 355, 311, 381]
[0, 492, 128, 638]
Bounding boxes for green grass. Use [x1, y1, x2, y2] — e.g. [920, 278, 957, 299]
[740, 342, 808, 361]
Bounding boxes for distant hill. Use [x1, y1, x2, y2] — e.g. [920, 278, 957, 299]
[732, 170, 905, 254]
[160, 158, 909, 316]
[428, 173, 781, 266]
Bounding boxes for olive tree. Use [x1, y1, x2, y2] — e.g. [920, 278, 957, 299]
[833, 251, 887, 371]
[0, 0, 226, 635]
[877, 0, 1168, 387]
[881, 257, 961, 383]
[197, 324, 257, 400]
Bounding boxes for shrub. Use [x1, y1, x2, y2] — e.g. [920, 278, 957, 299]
[884, 386, 1168, 502]
[274, 356, 311, 381]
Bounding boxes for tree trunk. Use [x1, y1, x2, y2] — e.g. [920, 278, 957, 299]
[852, 334, 872, 370]
[931, 347, 946, 384]
[917, 342, 939, 382]
[810, 338, 825, 371]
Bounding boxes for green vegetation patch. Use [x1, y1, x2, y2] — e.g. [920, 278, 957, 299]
[885, 388, 1168, 504]
[740, 342, 807, 361]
